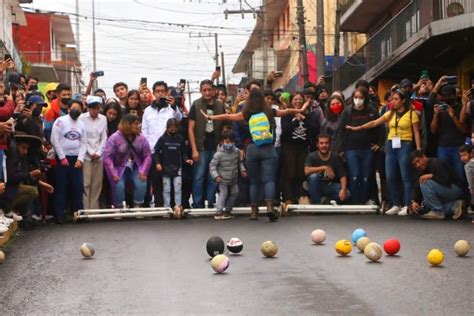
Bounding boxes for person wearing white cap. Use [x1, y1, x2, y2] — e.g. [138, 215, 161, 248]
[80, 96, 107, 210]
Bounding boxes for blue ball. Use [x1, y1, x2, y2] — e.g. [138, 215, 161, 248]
[351, 228, 367, 244]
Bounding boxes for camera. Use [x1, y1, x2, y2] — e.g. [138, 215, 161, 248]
[93, 71, 104, 77]
[438, 102, 449, 111]
[446, 76, 457, 85]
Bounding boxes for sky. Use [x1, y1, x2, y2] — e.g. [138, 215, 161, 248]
[21, 0, 261, 99]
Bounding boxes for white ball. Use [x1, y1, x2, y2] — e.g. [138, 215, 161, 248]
[311, 229, 326, 244]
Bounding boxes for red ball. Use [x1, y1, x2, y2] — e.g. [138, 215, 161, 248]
[383, 239, 400, 255]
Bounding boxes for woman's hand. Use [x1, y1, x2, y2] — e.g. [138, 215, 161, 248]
[139, 173, 147, 182]
[300, 100, 311, 112]
[345, 125, 362, 132]
[112, 175, 120, 183]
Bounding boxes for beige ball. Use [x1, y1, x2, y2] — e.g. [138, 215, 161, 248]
[364, 242, 383, 262]
[80, 243, 95, 258]
[454, 240, 471, 257]
[0, 250, 5, 264]
[261, 241, 278, 258]
[311, 229, 326, 244]
[356, 237, 371, 252]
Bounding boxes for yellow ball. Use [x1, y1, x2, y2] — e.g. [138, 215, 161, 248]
[311, 229, 326, 244]
[427, 248, 444, 266]
[454, 240, 471, 257]
[261, 241, 278, 258]
[80, 243, 95, 258]
[335, 239, 352, 256]
[364, 242, 382, 261]
[356, 237, 371, 252]
[210, 254, 230, 273]
[0, 250, 5, 264]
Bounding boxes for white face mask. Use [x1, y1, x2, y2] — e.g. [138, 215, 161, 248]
[353, 98, 364, 109]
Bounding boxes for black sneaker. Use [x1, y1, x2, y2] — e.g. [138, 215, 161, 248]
[214, 211, 224, 220]
[223, 211, 235, 219]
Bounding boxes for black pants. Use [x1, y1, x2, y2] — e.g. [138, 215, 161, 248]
[281, 143, 308, 202]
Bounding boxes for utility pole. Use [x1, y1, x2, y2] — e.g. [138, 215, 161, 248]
[221, 51, 226, 87]
[189, 32, 219, 83]
[316, 0, 325, 79]
[92, 0, 97, 89]
[297, 0, 309, 86]
[333, 2, 341, 90]
[75, 0, 80, 57]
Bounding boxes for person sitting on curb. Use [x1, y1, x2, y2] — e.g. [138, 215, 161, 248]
[304, 134, 350, 204]
[410, 150, 465, 220]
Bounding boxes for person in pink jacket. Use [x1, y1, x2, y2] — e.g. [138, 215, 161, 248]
[103, 114, 152, 208]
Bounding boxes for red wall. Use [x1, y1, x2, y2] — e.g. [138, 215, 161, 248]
[13, 13, 51, 64]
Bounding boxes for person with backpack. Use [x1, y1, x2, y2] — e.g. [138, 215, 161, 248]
[201, 89, 309, 222]
[103, 114, 152, 208]
[346, 90, 421, 216]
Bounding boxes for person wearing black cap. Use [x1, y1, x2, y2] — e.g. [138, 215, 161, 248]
[50, 98, 87, 223]
[429, 75, 466, 181]
[2, 133, 54, 229]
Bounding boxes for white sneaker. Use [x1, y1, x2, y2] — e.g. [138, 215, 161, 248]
[452, 200, 464, 220]
[398, 206, 409, 216]
[366, 199, 377, 206]
[31, 214, 42, 221]
[0, 223, 8, 234]
[385, 206, 401, 215]
[421, 211, 444, 220]
[6, 211, 22, 221]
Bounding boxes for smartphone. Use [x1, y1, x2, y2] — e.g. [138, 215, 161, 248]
[159, 97, 168, 107]
[93, 71, 104, 77]
[180, 79, 186, 85]
[446, 76, 458, 85]
[275, 71, 283, 78]
[421, 70, 429, 80]
[237, 88, 244, 95]
[438, 102, 449, 111]
[216, 66, 221, 72]
[140, 77, 147, 86]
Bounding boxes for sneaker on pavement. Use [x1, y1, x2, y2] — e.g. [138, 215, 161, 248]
[366, 199, 377, 206]
[452, 200, 464, 220]
[385, 206, 401, 215]
[6, 211, 22, 221]
[398, 206, 409, 216]
[222, 211, 235, 219]
[214, 211, 224, 220]
[420, 211, 445, 220]
[31, 214, 42, 221]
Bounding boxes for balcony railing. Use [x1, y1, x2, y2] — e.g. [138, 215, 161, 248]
[337, 0, 474, 91]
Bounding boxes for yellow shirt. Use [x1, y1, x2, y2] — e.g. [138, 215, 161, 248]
[384, 110, 419, 141]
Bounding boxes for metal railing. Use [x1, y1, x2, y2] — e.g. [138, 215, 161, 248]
[337, 0, 474, 91]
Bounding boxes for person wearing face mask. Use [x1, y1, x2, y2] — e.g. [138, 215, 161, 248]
[209, 130, 247, 220]
[154, 118, 193, 218]
[44, 83, 72, 142]
[337, 87, 384, 205]
[429, 81, 466, 181]
[322, 95, 344, 150]
[316, 86, 329, 112]
[142, 81, 182, 207]
[50, 98, 87, 223]
[346, 90, 421, 215]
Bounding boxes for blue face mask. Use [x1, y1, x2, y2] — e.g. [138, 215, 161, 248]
[223, 143, 234, 151]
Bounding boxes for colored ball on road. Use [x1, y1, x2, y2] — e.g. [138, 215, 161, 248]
[351, 228, 367, 244]
[454, 240, 471, 257]
[206, 236, 225, 258]
[261, 241, 278, 258]
[211, 254, 230, 273]
[383, 239, 401, 256]
[356, 237, 371, 252]
[80, 243, 95, 258]
[227, 237, 243, 254]
[364, 242, 383, 262]
[335, 239, 352, 256]
[0, 250, 5, 263]
[427, 249, 444, 266]
[311, 229, 326, 244]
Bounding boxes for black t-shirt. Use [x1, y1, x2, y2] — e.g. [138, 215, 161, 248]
[341, 106, 379, 150]
[189, 103, 216, 151]
[304, 151, 346, 183]
[436, 103, 464, 147]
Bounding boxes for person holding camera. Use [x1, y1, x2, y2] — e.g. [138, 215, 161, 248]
[429, 76, 466, 181]
[50, 98, 87, 223]
[142, 81, 182, 207]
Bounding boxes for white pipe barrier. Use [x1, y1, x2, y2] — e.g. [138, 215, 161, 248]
[74, 210, 172, 221]
[286, 204, 379, 214]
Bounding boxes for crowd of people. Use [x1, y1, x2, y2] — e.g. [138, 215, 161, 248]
[0, 56, 473, 230]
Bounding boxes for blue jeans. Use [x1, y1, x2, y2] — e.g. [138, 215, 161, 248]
[54, 156, 83, 221]
[163, 175, 182, 207]
[345, 148, 373, 204]
[192, 150, 217, 208]
[437, 146, 465, 182]
[0, 150, 4, 181]
[217, 183, 239, 212]
[386, 141, 413, 207]
[114, 167, 147, 207]
[246, 143, 277, 204]
[420, 180, 463, 214]
[307, 173, 350, 204]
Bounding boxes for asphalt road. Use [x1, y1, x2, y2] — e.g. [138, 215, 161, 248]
[0, 215, 472, 315]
